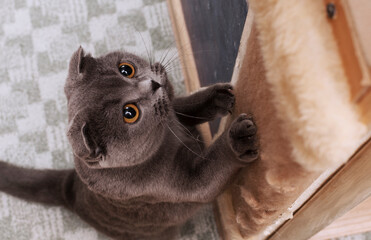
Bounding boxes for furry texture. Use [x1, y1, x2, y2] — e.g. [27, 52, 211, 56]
[0, 48, 260, 240]
[249, 0, 366, 171]
[220, 1, 367, 237]
[250, 0, 366, 170]
[228, 23, 317, 237]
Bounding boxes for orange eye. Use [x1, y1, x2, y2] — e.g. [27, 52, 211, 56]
[119, 62, 135, 78]
[123, 104, 139, 123]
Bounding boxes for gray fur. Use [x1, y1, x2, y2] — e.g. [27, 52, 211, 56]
[0, 47, 259, 240]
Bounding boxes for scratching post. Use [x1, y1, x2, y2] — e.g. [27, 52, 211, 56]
[216, 1, 367, 239]
[168, 0, 370, 238]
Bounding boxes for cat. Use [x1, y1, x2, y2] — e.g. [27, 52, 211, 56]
[0, 47, 259, 240]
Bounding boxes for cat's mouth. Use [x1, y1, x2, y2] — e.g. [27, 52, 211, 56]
[84, 157, 102, 168]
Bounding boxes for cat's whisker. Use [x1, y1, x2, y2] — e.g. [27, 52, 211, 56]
[162, 47, 219, 75]
[163, 122, 207, 160]
[169, 118, 205, 156]
[159, 40, 178, 65]
[160, 36, 192, 64]
[158, 25, 217, 65]
[173, 111, 209, 120]
[161, 33, 188, 63]
[159, 34, 217, 72]
[164, 65, 183, 74]
[163, 49, 219, 72]
[160, 40, 188, 65]
[164, 59, 181, 71]
[170, 118, 207, 144]
[163, 51, 180, 69]
[160, 48, 176, 67]
[149, 40, 155, 66]
[162, 46, 185, 67]
[134, 26, 152, 65]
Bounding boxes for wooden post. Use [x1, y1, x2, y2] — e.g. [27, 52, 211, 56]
[269, 138, 371, 240]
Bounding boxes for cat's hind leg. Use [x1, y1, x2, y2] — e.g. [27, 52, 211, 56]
[0, 161, 75, 207]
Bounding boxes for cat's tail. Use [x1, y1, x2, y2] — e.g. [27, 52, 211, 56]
[0, 161, 75, 207]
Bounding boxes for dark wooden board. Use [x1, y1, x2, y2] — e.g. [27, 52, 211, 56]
[181, 0, 248, 133]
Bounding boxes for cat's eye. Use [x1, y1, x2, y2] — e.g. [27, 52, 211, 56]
[119, 62, 135, 78]
[123, 104, 139, 123]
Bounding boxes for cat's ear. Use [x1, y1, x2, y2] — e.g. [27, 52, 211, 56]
[68, 46, 85, 79]
[68, 46, 96, 81]
[67, 112, 104, 162]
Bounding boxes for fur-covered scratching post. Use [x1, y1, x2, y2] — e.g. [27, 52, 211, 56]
[216, 0, 367, 239]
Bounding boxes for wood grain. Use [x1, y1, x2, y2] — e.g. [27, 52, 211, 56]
[310, 196, 371, 240]
[269, 138, 371, 240]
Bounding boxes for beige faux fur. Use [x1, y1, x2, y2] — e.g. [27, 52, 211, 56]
[228, 22, 319, 237]
[217, 0, 368, 238]
[249, 0, 366, 171]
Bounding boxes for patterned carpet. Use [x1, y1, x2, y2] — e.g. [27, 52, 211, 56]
[0, 0, 219, 239]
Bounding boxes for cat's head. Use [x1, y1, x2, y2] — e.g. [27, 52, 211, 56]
[65, 47, 175, 168]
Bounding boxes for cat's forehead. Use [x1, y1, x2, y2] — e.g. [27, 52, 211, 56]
[97, 51, 150, 68]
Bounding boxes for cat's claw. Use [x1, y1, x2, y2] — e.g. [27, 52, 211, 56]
[228, 114, 259, 162]
[210, 83, 235, 117]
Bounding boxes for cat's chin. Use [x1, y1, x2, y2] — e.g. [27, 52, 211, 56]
[98, 159, 126, 168]
[85, 160, 102, 168]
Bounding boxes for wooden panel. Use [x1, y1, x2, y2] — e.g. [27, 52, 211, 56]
[359, 92, 371, 127]
[310, 196, 371, 240]
[342, 0, 371, 127]
[269, 138, 371, 240]
[324, 0, 370, 102]
[345, 0, 371, 74]
[167, 0, 200, 93]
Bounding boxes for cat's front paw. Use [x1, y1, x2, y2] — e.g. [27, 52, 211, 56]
[228, 114, 259, 162]
[208, 83, 235, 116]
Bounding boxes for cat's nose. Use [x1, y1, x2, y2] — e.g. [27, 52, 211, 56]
[151, 80, 161, 93]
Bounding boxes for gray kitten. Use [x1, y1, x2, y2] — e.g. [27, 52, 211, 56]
[0, 47, 259, 240]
